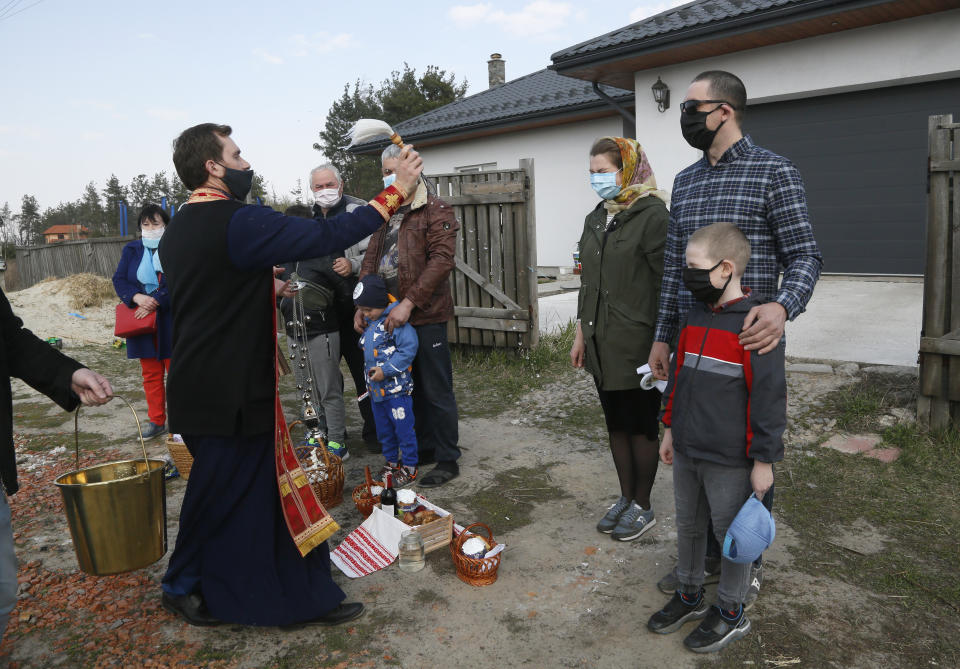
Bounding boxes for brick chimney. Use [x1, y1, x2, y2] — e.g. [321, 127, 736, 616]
[487, 53, 505, 88]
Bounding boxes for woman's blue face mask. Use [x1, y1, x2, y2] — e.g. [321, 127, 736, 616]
[590, 171, 621, 200]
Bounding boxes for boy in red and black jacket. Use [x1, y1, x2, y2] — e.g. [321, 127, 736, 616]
[647, 222, 785, 654]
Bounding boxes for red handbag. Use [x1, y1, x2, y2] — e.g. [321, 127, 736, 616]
[114, 303, 158, 338]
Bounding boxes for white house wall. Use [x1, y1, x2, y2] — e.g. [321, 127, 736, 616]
[419, 115, 624, 268]
[632, 9, 960, 197]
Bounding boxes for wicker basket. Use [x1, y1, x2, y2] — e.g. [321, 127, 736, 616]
[293, 441, 344, 509]
[352, 466, 383, 518]
[166, 435, 193, 480]
[450, 522, 501, 586]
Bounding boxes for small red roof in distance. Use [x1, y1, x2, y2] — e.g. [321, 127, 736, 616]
[43, 225, 90, 234]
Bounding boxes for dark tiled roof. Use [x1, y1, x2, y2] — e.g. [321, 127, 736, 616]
[352, 68, 632, 149]
[552, 0, 808, 62]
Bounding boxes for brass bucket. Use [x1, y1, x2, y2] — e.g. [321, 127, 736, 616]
[54, 396, 167, 575]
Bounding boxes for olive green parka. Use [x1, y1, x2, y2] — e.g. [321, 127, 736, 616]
[577, 195, 668, 390]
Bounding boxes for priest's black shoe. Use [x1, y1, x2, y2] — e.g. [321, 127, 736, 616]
[161, 592, 221, 627]
[280, 602, 365, 630]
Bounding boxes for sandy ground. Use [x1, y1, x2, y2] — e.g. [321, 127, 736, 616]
[7, 278, 117, 347]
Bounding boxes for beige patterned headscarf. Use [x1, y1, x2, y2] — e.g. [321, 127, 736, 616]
[600, 137, 669, 213]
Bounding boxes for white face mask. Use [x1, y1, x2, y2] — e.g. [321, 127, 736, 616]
[141, 228, 164, 241]
[313, 188, 340, 208]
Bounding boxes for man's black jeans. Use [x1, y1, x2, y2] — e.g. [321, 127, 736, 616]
[411, 322, 460, 465]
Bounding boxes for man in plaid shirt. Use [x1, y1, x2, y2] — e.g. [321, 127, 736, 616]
[649, 70, 821, 608]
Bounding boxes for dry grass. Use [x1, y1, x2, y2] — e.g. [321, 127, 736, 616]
[63, 273, 116, 310]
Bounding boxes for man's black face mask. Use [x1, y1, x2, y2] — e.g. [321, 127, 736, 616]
[218, 164, 254, 201]
[680, 104, 725, 152]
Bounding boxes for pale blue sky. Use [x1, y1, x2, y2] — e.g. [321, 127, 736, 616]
[0, 0, 685, 211]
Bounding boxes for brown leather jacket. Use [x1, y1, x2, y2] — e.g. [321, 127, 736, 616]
[359, 184, 459, 326]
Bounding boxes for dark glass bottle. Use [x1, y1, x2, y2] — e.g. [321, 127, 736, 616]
[381, 473, 397, 518]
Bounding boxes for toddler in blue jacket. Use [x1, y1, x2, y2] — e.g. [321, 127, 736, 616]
[354, 274, 419, 487]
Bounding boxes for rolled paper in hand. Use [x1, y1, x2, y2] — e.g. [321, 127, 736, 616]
[640, 373, 667, 393]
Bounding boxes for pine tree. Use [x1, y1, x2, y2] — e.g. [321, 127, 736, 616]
[128, 174, 151, 213]
[169, 173, 191, 208]
[19, 195, 41, 245]
[79, 182, 104, 236]
[102, 175, 128, 236]
[250, 173, 268, 205]
[0, 202, 17, 251]
[290, 178, 304, 204]
[150, 172, 170, 206]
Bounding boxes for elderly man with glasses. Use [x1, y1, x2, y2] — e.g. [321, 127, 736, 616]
[647, 70, 822, 610]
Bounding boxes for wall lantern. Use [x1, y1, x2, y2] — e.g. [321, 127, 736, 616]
[651, 77, 670, 113]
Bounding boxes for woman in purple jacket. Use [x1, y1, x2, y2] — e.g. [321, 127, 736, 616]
[112, 203, 173, 438]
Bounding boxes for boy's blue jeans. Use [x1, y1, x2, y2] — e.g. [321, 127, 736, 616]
[372, 394, 418, 468]
[673, 451, 753, 611]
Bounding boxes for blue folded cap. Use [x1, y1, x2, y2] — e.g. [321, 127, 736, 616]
[722, 496, 776, 564]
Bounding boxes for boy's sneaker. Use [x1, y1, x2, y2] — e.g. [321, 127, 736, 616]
[743, 563, 763, 611]
[683, 605, 751, 653]
[657, 556, 722, 594]
[327, 441, 349, 462]
[647, 590, 709, 634]
[392, 467, 417, 488]
[596, 496, 631, 534]
[611, 503, 656, 541]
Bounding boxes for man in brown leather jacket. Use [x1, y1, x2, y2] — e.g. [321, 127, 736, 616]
[357, 144, 461, 487]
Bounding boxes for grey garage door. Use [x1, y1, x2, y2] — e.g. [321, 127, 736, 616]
[746, 77, 960, 275]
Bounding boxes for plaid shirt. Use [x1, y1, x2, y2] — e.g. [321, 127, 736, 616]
[654, 135, 822, 344]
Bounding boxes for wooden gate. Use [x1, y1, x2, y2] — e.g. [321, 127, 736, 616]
[425, 158, 539, 349]
[919, 114, 959, 428]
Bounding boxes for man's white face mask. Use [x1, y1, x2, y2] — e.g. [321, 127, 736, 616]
[313, 189, 340, 208]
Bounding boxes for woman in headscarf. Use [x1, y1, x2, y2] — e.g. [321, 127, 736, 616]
[570, 137, 669, 542]
[113, 203, 173, 439]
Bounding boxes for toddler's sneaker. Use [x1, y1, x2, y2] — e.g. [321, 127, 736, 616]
[647, 589, 709, 634]
[392, 466, 418, 488]
[611, 502, 656, 541]
[377, 462, 398, 482]
[683, 605, 751, 653]
[327, 441, 349, 462]
[596, 496, 631, 534]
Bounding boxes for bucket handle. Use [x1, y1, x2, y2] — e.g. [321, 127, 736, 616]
[73, 395, 150, 472]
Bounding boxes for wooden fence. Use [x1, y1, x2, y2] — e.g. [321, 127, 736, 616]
[919, 114, 959, 428]
[425, 159, 539, 349]
[13, 237, 132, 290]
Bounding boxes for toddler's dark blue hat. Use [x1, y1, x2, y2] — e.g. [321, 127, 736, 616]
[353, 274, 389, 308]
[722, 496, 776, 564]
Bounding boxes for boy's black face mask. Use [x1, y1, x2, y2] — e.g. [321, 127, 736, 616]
[682, 259, 730, 304]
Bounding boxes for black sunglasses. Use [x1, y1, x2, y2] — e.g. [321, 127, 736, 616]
[680, 99, 733, 115]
